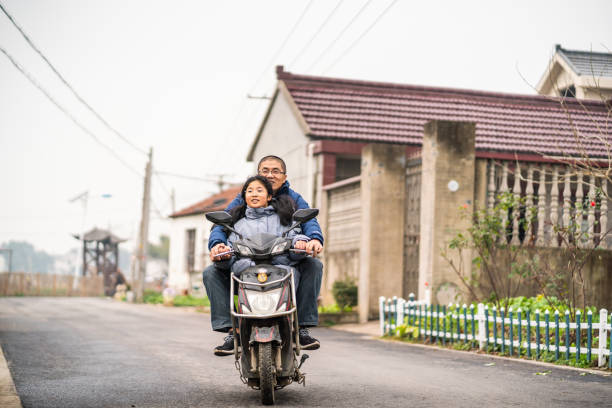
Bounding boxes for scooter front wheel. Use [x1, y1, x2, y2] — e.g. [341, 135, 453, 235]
[258, 342, 275, 405]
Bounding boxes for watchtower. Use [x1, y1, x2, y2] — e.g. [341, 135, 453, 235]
[77, 228, 126, 296]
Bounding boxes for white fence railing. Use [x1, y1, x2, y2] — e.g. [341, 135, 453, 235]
[380, 295, 612, 368]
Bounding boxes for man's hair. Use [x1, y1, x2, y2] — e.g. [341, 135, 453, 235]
[257, 155, 286, 173]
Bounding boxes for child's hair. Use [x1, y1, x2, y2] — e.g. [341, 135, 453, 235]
[228, 175, 295, 226]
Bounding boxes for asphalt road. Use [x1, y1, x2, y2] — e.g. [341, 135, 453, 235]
[1, 297, 611, 408]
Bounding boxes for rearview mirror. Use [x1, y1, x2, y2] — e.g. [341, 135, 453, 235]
[292, 208, 319, 223]
[205, 211, 232, 225]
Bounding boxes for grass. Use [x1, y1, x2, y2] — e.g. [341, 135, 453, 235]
[141, 290, 210, 307]
[318, 303, 354, 314]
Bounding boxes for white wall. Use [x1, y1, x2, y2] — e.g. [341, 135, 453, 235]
[251, 89, 313, 203]
[168, 214, 214, 292]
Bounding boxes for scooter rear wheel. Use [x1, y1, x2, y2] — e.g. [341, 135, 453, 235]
[258, 342, 275, 405]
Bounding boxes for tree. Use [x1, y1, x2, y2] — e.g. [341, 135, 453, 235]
[0, 240, 55, 273]
[442, 192, 535, 312]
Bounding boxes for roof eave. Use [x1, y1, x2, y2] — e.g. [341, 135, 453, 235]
[536, 50, 580, 94]
[246, 80, 313, 161]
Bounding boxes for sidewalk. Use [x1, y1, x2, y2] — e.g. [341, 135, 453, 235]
[0, 346, 22, 408]
[329, 319, 381, 337]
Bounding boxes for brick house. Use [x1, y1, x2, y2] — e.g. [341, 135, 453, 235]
[248, 62, 612, 322]
[167, 186, 241, 293]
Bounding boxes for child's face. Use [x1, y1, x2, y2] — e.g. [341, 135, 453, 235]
[245, 180, 271, 208]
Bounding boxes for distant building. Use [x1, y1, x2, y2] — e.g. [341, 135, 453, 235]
[167, 186, 241, 293]
[536, 44, 612, 100]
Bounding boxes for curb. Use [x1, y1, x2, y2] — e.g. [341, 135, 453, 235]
[373, 336, 612, 377]
[0, 345, 22, 408]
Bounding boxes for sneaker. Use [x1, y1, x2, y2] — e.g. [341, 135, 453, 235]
[299, 327, 320, 350]
[214, 333, 238, 356]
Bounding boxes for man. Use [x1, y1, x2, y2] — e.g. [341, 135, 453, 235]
[203, 155, 324, 356]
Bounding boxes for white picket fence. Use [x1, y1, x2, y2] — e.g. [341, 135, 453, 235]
[380, 295, 612, 368]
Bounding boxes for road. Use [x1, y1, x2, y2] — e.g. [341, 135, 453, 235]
[0, 297, 611, 407]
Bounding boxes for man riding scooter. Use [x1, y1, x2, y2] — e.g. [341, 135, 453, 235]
[202, 155, 324, 355]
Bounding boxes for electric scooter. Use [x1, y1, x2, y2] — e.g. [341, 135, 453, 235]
[205, 208, 318, 405]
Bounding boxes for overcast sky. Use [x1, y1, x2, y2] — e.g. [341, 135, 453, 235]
[0, 0, 610, 256]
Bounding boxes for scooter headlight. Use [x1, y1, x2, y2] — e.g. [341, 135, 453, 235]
[235, 244, 253, 256]
[244, 288, 282, 315]
[270, 241, 288, 255]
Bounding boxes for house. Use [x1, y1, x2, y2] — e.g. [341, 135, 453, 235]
[167, 186, 241, 293]
[536, 44, 612, 99]
[248, 61, 612, 322]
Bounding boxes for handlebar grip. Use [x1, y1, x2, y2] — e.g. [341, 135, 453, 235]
[289, 248, 315, 257]
[212, 250, 234, 260]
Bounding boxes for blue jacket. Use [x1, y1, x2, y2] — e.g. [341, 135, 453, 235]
[208, 181, 324, 250]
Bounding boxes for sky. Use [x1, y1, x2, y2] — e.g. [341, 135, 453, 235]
[0, 0, 611, 257]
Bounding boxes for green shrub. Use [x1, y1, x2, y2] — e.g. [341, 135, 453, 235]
[318, 303, 353, 313]
[143, 290, 163, 304]
[332, 278, 358, 310]
[172, 295, 210, 307]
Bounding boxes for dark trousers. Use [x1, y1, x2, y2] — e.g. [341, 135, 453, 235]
[202, 257, 322, 332]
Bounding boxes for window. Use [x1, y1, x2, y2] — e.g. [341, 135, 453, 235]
[185, 229, 196, 273]
[559, 85, 576, 98]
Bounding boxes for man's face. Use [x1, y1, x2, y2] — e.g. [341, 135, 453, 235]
[258, 159, 287, 192]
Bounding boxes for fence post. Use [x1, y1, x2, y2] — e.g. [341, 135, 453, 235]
[587, 310, 592, 364]
[575, 310, 581, 363]
[477, 303, 486, 350]
[554, 310, 560, 361]
[379, 296, 385, 336]
[397, 298, 405, 333]
[409, 293, 415, 325]
[598, 308, 608, 367]
[565, 310, 570, 360]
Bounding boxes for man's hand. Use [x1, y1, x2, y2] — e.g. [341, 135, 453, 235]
[294, 240, 308, 251]
[209, 243, 232, 261]
[305, 239, 323, 256]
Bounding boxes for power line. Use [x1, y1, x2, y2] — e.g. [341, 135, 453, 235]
[248, 0, 314, 95]
[288, 0, 345, 69]
[219, 1, 316, 164]
[323, 0, 400, 74]
[0, 44, 144, 178]
[154, 170, 238, 184]
[0, 1, 148, 157]
[304, 0, 373, 73]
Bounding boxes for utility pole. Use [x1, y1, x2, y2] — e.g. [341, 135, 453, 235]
[69, 190, 89, 289]
[170, 188, 176, 214]
[217, 175, 225, 192]
[135, 147, 152, 302]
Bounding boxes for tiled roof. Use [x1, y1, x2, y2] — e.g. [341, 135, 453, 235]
[557, 45, 612, 77]
[277, 67, 612, 158]
[81, 228, 125, 244]
[169, 186, 241, 218]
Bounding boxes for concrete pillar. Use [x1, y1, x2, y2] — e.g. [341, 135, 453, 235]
[418, 120, 476, 304]
[359, 144, 406, 322]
